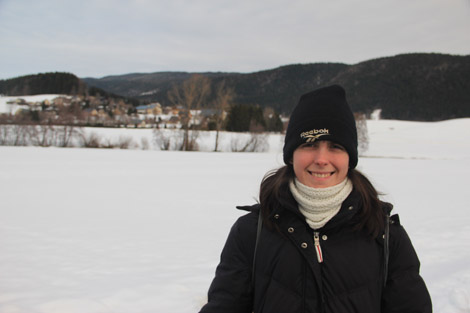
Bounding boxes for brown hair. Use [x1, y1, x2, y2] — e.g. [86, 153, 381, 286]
[259, 165, 385, 237]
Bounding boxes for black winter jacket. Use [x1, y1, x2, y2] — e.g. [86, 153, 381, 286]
[200, 190, 432, 313]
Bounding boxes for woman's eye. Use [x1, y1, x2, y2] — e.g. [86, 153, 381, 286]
[331, 143, 345, 150]
[302, 142, 318, 148]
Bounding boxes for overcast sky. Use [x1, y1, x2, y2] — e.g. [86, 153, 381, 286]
[1, 0, 469, 79]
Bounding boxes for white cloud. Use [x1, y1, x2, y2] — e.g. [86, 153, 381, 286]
[0, 0, 469, 79]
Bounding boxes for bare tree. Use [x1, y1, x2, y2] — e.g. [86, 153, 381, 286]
[57, 125, 77, 147]
[167, 74, 210, 151]
[12, 124, 28, 146]
[153, 129, 172, 150]
[0, 125, 10, 145]
[212, 80, 234, 151]
[354, 112, 369, 155]
[28, 124, 55, 147]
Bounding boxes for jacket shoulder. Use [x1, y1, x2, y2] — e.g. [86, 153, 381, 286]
[232, 206, 259, 238]
[380, 201, 394, 216]
[236, 203, 260, 213]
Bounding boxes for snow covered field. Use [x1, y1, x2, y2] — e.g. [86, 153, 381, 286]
[1, 118, 470, 313]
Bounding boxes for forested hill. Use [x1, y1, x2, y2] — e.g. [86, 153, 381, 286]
[0, 72, 139, 105]
[2, 53, 469, 121]
[82, 53, 470, 121]
[0, 72, 87, 96]
[330, 53, 470, 120]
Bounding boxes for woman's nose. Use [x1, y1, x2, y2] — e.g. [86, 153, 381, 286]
[313, 146, 329, 166]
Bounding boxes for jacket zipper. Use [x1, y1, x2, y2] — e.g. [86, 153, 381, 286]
[313, 231, 326, 312]
[313, 232, 324, 263]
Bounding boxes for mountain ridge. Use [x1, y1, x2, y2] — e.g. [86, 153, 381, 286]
[1, 52, 469, 121]
[82, 52, 470, 120]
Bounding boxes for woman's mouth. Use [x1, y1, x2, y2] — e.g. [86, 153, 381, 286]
[308, 171, 334, 178]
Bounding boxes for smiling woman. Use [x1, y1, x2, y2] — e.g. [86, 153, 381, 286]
[199, 85, 432, 313]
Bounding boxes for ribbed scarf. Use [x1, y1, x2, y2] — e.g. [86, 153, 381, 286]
[289, 177, 353, 230]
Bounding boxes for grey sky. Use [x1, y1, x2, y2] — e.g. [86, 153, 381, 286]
[1, 0, 469, 79]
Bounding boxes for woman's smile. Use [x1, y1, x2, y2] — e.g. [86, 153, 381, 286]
[308, 171, 334, 178]
[293, 140, 349, 188]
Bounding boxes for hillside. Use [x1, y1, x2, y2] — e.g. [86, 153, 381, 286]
[0, 72, 139, 106]
[0, 72, 87, 96]
[83, 53, 470, 121]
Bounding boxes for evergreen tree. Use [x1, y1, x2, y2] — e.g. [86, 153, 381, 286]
[225, 104, 265, 132]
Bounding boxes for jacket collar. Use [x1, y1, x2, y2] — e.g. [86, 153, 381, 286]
[271, 184, 363, 232]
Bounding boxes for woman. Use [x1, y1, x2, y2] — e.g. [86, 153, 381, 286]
[199, 85, 432, 313]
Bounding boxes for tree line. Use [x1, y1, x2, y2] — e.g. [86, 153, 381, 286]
[82, 53, 470, 121]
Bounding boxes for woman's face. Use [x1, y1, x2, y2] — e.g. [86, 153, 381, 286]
[292, 140, 349, 188]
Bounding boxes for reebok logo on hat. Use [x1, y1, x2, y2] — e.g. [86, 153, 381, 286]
[300, 129, 330, 142]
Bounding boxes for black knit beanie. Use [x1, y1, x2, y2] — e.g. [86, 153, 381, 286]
[283, 85, 358, 168]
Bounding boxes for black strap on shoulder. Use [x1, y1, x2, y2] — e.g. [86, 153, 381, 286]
[383, 214, 390, 287]
[252, 209, 263, 287]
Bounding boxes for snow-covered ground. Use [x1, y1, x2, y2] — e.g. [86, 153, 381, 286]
[1, 118, 469, 313]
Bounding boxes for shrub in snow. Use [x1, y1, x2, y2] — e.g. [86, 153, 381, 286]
[78, 131, 101, 148]
[230, 133, 268, 152]
[141, 137, 150, 150]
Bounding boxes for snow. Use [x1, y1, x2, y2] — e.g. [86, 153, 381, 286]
[1, 118, 470, 313]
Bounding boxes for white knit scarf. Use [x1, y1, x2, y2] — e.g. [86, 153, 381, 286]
[289, 177, 353, 230]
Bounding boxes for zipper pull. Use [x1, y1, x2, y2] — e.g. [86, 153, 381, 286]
[314, 232, 324, 263]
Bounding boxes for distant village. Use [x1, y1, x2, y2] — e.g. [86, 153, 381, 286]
[0, 94, 246, 130]
[0, 94, 371, 152]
